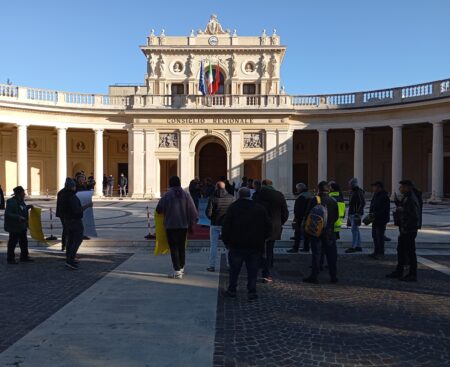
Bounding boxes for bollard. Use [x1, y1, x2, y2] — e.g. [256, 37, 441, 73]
[45, 207, 58, 240]
[144, 205, 156, 240]
[46, 188, 49, 199]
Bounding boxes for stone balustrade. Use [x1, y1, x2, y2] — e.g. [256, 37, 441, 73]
[1, 78, 449, 111]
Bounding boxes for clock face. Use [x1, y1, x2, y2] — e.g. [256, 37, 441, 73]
[208, 36, 218, 46]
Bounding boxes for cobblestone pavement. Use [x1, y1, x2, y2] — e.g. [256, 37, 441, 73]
[0, 251, 131, 353]
[214, 254, 450, 367]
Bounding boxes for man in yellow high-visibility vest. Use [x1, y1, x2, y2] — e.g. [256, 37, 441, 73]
[328, 181, 346, 239]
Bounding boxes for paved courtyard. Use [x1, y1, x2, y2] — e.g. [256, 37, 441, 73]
[0, 200, 449, 366]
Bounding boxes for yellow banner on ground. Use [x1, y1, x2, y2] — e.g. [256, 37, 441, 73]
[154, 212, 170, 255]
[29, 207, 47, 244]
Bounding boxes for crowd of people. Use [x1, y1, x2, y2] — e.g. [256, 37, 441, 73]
[3, 172, 423, 296]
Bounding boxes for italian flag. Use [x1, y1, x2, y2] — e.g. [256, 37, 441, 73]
[207, 62, 214, 94]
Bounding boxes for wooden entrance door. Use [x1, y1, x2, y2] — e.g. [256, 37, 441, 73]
[244, 160, 262, 180]
[160, 160, 178, 194]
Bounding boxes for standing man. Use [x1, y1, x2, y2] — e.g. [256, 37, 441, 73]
[106, 175, 114, 197]
[303, 181, 339, 284]
[387, 180, 420, 281]
[222, 187, 272, 300]
[254, 179, 289, 283]
[368, 181, 390, 259]
[102, 174, 107, 196]
[156, 176, 198, 279]
[60, 178, 92, 269]
[328, 182, 346, 240]
[188, 177, 201, 209]
[4, 186, 33, 264]
[288, 183, 312, 253]
[345, 177, 365, 253]
[0, 184, 5, 210]
[205, 181, 234, 272]
[119, 173, 128, 198]
[56, 186, 67, 251]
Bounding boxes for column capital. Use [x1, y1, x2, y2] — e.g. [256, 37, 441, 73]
[391, 124, 403, 129]
[353, 127, 365, 132]
[16, 122, 29, 129]
[93, 128, 104, 133]
[430, 120, 444, 127]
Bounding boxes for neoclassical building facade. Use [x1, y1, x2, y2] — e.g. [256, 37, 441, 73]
[0, 15, 449, 200]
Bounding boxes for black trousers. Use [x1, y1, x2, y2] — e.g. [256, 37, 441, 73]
[60, 218, 67, 249]
[7, 231, 29, 261]
[261, 240, 275, 278]
[397, 231, 418, 275]
[372, 224, 386, 255]
[228, 248, 259, 294]
[310, 235, 337, 280]
[65, 219, 84, 263]
[294, 228, 310, 251]
[166, 228, 187, 271]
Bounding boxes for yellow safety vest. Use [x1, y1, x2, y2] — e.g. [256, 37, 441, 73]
[329, 191, 345, 232]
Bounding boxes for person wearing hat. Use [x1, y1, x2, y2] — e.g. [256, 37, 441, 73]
[4, 186, 33, 264]
[368, 181, 390, 259]
[59, 178, 93, 270]
[387, 180, 420, 281]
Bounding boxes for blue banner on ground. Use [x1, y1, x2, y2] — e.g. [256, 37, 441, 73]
[197, 198, 211, 226]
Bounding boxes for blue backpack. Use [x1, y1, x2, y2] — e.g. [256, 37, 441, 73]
[305, 196, 328, 237]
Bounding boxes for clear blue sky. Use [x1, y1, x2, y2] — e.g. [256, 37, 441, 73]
[1, 0, 449, 95]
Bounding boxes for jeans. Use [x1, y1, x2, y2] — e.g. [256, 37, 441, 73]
[350, 214, 361, 248]
[372, 224, 386, 255]
[396, 231, 418, 275]
[166, 228, 187, 271]
[209, 225, 225, 268]
[261, 240, 275, 278]
[65, 219, 84, 263]
[228, 248, 260, 294]
[7, 231, 29, 261]
[106, 185, 113, 197]
[310, 234, 337, 280]
[119, 186, 127, 197]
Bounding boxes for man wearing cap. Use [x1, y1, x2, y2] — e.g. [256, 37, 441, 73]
[4, 186, 33, 264]
[368, 181, 390, 259]
[59, 178, 93, 270]
[387, 180, 420, 281]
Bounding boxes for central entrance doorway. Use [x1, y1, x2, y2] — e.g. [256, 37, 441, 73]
[197, 139, 227, 181]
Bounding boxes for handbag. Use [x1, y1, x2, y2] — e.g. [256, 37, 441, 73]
[362, 213, 374, 226]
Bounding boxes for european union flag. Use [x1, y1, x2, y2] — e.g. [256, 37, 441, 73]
[199, 60, 207, 96]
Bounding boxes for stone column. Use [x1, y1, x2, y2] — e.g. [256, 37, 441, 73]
[265, 129, 277, 180]
[130, 129, 145, 198]
[144, 129, 156, 198]
[93, 129, 104, 197]
[277, 129, 293, 194]
[230, 129, 241, 183]
[431, 120, 444, 201]
[179, 130, 190, 189]
[127, 127, 134, 194]
[391, 125, 403, 197]
[317, 128, 328, 182]
[353, 128, 364, 188]
[56, 127, 67, 191]
[16, 124, 28, 189]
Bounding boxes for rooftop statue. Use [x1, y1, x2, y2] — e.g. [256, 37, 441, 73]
[198, 14, 229, 35]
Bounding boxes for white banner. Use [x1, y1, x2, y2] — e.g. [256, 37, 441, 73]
[76, 191, 98, 237]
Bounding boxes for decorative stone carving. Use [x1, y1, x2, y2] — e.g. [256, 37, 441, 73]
[245, 62, 255, 73]
[230, 55, 238, 77]
[269, 54, 278, 78]
[120, 142, 128, 153]
[27, 138, 38, 150]
[148, 55, 156, 78]
[260, 29, 267, 45]
[259, 55, 268, 77]
[173, 61, 183, 73]
[157, 55, 166, 77]
[159, 29, 166, 45]
[232, 29, 238, 37]
[198, 14, 229, 35]
[75, 141, 86, 151]
[159, 133, 178, 148]
[271, 29, 280, 45]
[243, 133, 263, 148]
[186, 55, 195, 77]
[148, 29, 156, 45]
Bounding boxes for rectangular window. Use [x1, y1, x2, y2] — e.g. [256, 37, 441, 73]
[171, 84, 184, 95]
[243, 83, 256, 95]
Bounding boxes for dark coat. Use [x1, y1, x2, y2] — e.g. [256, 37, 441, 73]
[206, 189, 234, 226]
[222, 199, 272, 252]
[0, 187, 4, 210]
[304, 193, 339, 238]
[396, 191, 420, 234]
[56, 188, 65, 218]
[412, 188, 423, 229]
[59, 189, 84, 221]
[369, 190, 390, 226]
[348, 187, 365, 215]
[254, 186, 289, 241]
[4, 197, 29, 233]
[294, 190, 312, 223]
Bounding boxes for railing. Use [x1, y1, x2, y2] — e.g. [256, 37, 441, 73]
[0, 78, 449, 111]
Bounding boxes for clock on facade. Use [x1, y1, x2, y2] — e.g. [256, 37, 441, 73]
[208, 36, 218, 46]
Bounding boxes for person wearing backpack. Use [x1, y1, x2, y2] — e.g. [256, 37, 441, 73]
[345, 177, 365, 253]
[302, 181, 339, 284]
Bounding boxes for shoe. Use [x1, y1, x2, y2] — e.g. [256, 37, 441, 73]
[345, 248, 357, 253]
[65, 262, 79, 270]
[287, 248, 298, 253]
[399, 274, 417, 282]
[290, 236, 296, 240]
[20, 257, 34, 262]
[144, 233, 156, 239]
[61, 245, 66, 252]
[384, 236, 392, 242]
[168, 271, 183, 279]
[180, 267, 185, 274]
[248, 293, 258, 301]
[206, 267, 215, 272]
[330, 278, 339, 283]
[386, 271, 403, 279]
[300, 248, 309, 253]
[354, 247, 363, 252]
[83, 236, 90, 240]
[7, 259, 19, 265]
[303, 277, 319, 284]
[262, 276, 273, 283]
[221, 290, 237, 298]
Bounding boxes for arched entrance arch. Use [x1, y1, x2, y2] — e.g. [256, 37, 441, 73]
[195, 136, 228, 181]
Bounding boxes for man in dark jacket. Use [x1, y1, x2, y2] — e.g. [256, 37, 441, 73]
[368, 181, 390, 259]
[387, 180, 421, 281]
[346, 177, 366, 253]
[0, 184, 5, 210]
[188, 177, 201, 209]
[222, 187, 272, 300]
[59, 178, 92, 270]
[303, 181, 339, 284]
[206, 181, 234, 272]
[119, 173, 128, 198]
[288, 183, 312, 253]
[56, 187, 67, 251]
[253, 179, 289, 283]
[4, 186, 33, 264]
